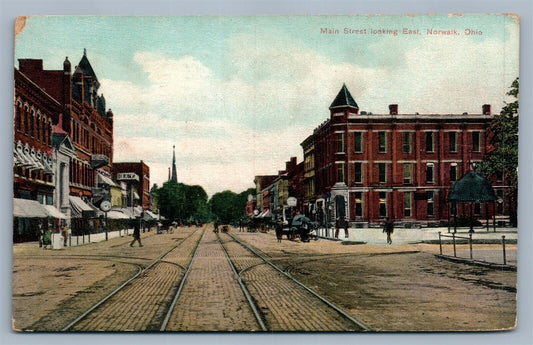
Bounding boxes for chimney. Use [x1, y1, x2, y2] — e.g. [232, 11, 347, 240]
[18, 59, 43, 74]
[389, 104, 398, 115]
[482, 104, 491, 115]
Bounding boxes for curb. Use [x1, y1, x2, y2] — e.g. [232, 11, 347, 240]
[435, 254, 517, 271]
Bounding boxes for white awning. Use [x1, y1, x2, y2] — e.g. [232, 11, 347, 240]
[69, 196, 94, 218]
[106, 210, 131, 219]
[44, 205, 68, 219]
[13, 198, 49, 218]
[145, 210, 159, 219]
[116, 208, 135, 219]
[97, 171, 118, 187]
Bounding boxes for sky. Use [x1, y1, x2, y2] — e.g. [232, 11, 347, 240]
[13, 14, 519, 197]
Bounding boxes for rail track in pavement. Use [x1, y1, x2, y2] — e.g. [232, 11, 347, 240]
[218, 231, 371, 331]
[62, 227, 204, 331]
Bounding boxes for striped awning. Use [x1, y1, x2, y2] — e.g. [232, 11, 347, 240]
[69, 196, 94, 218]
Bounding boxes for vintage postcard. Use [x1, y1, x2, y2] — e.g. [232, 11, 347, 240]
[12, 14, 519, 332]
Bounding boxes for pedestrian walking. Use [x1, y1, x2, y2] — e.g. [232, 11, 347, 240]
[335, 217, 341, 239]
[61, 221, 69, 247]
[344, 217, 349, 238]
[130, 220, 143, 247]
[43, 225, 52, 249]
[213, 220, 219, 233]
[383, 217, 394, 244]
[37, 221, 44, 248]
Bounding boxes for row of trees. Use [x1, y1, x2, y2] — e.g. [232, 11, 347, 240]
[151, 180, 254, 225]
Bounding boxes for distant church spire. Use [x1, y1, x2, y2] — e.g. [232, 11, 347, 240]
[171, 145, 178, 183]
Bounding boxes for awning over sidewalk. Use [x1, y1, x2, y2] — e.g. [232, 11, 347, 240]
[69, 196, 94, 218]
[13, 198, 49, 218]
[97, 171, 118, 187]
[44, 205, 68, 219]
[13, 199, 68, 219]
[144, 210, 159, 220]
[106, 210, 131, 219]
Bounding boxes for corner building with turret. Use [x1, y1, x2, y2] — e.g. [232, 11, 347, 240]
[301, 84, 511, 228]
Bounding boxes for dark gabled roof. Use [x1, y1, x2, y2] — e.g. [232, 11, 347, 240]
[448, 170, 497, 203]
[77, 51, 98, 81]
[329, 84, 359, 109]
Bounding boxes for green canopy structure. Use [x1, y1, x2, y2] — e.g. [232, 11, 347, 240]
[447, 169, 498, 232]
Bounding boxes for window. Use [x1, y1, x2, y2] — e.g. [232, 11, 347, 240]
[426, 163, 435, 183]
[337, 162, 345, 183]
[337, 132, 345, 153]
[474, 202, 481, 216]
[450, 164, 458, 182]
[355, 192, 363, 218]
[497, 190, 505, 215]
[496, 170, 504, 182]
[354, 132, 363, 153]
[403, 132, 412, 153]
[25, 107, 30, 135]
[378, 132, 387, 153]
[404, 192, 413, 217]
[404, 164, 413, 184]
[427, 191, 435, 217]
[36, 115, 40, 141]
[354, 162, 363, 183]
[472, 131, 481, 152]
[378, 163, 387, 183]
[30, 111, 35, 137]
[16, 103, 22, 131]
[449, 132, 458, 153]
[379, 192, 388, 218]
[425, 132, 435, 152]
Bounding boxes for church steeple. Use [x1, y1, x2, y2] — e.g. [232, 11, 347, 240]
[171, 145, 178, 183]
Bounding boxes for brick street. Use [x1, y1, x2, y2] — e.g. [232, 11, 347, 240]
[12, 225, 517, 332]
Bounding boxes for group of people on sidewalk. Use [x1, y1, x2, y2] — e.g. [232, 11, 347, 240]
[38, 220, 70, 249]
[334, 217, 395, 244]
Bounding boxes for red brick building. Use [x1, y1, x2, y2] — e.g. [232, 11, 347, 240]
[15, 51, 115, 239]
[302, 84, 509, 227]
[17, 52, 114, 200]
[112, 161, 151, 210]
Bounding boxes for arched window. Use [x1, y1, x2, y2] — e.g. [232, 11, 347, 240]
[15, 101, 22, 131]
[48, 121, 52, 146]
[35, 113, 41, 141]
[24, 105, 30, 135]
[30, 110, 35, 137]
[43, 118, 49, 145]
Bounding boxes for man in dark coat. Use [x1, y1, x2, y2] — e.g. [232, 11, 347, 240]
[383, 217, 394, 245]
[130, 219, 143, 247]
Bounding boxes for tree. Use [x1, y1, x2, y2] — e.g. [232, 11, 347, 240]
[478, 77, 518, 226]
[156, 181, 183, 221]
[209, 190, 239, 224]
[155, 181, 209, 222]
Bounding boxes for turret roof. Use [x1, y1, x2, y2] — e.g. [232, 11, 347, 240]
[329, 84, 359, 109]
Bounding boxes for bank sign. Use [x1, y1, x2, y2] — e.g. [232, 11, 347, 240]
[117, 172, 140, 182]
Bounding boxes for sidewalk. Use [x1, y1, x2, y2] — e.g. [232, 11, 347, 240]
[317, 226, 517, 245]
[316, 226, 517, 267]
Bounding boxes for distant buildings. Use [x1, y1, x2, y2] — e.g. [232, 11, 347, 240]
[113, 161, 151, 210]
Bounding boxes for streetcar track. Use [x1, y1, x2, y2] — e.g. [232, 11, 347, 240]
[215, 232, 268, 331]
[160, 228, 206, 331]
[224, 231, 372, 332]
[61, 228, 204, 331]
